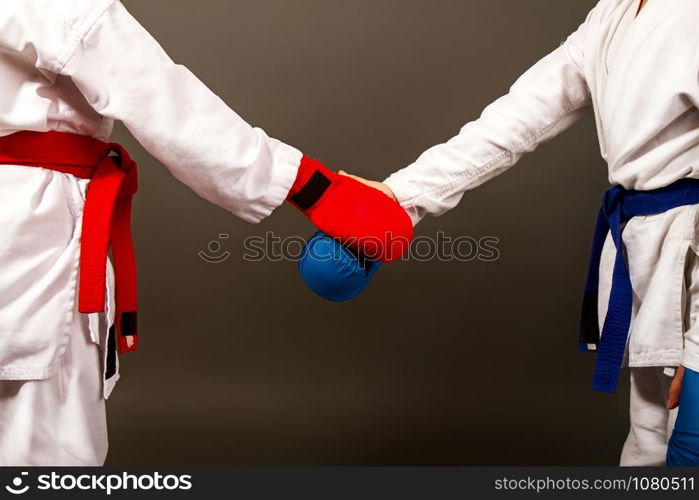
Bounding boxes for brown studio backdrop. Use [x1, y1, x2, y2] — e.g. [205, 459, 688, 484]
[107, 0, 621, 465]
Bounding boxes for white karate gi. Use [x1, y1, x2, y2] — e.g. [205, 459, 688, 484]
[384, 0, 699, 465]
[0, 0, 301, 465]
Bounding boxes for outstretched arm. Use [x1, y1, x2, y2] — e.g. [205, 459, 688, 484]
[382, 7, 597, 225]
[57, 1, 413, 261]
[60, 1, 301, 223]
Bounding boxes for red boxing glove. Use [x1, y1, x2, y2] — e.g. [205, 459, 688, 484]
[287, 156, 413, 263]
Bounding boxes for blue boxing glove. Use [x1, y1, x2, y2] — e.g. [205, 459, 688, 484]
[298, 231, 382, 302]
[667, 366, 699, 466]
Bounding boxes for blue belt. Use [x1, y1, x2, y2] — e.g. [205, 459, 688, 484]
[580, 178, 699, 393]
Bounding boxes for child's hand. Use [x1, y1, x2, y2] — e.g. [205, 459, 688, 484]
[667, 365, 685, 410]
[338, 171, 397, 202]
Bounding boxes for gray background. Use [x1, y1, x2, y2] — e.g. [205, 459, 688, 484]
[108, 0, 622, 465]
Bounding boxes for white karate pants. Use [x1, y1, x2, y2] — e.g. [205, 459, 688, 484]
[620, 367, 679, 466]
[0, 315, 108, 466]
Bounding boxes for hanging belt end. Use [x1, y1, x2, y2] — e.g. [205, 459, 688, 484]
[117, 334, 138, 354]
[116, 310, 138, 354]
[579, 342, 598, 352]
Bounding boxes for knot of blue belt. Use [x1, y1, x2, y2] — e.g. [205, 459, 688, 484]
[580, 178, 699, 393]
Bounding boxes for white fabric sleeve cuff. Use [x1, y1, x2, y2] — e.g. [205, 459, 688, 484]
[383, 173, 425, 227]
[243, 142, 302, 223]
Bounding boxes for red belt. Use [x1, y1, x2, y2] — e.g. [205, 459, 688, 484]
[0, 131, 139, 354]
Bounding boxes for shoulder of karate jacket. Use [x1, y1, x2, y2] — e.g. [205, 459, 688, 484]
[383, 0, 619, 226]
[56, 1, 302, 223]
[0, 0, 115, 74]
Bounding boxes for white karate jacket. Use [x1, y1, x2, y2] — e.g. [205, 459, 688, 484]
[0, 0, 301, 383]
[385, 0, 699, 372]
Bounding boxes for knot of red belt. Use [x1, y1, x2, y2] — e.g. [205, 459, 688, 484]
[0, 131, 139, 354]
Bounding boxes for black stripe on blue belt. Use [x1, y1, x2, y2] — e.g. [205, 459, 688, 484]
[580, 178, 699, 393]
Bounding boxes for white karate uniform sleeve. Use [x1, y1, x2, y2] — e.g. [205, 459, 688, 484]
[60, 1, 301, 223]
[384, 15, 594, 225]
